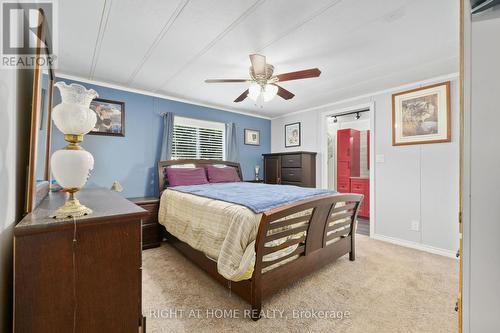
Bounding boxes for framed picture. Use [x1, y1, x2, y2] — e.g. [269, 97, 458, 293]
[244, 129, 260, 146]
[89, 98, 125, 137]
[392, 82, 451, 146]
[285, 122, 301, 148]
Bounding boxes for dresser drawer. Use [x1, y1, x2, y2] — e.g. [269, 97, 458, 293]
[350, 179, 368, 193]
[129, 197, 161, 249]
[337, 179, 350, 193]
[142, 223, 162, 249]
[281, 154, 302, 168]
[140, 203, 158, 224]
[282, 168, 302, 182]
[281, 180, 304, 187]
[350, 179, 369, 218]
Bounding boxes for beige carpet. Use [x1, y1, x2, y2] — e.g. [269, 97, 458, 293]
[142, 236, 458, 333]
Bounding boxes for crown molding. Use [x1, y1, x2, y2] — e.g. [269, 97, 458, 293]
[53, 72, 272, 120]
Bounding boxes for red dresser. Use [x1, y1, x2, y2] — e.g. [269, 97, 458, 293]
[336, 129, 360, 193]
[350, 177, 370, 218]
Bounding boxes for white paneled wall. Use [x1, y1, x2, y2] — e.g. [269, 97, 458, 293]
[271, 74, 459, 254]
[0, 69, 15, 332]
[465, 11, 500, 332]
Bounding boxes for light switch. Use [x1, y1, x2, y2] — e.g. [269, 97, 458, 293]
[411, 220, 420, 232]
[376, 154, 385, 163]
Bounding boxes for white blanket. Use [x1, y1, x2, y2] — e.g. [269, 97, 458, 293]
[158, 189, 311, 281]
[159, 189, 261, 281]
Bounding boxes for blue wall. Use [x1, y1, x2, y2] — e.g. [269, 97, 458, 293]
[51, 78, 271, 198]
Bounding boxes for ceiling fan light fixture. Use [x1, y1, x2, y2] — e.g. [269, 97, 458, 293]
[248, 82, 261, 101]
[263, 84, 278, 102]
[205, 53, 321, 103]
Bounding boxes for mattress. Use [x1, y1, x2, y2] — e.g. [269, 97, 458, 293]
[158, 188, 310, 281]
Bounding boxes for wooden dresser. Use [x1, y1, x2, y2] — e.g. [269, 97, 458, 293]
[262, 151, 317, 187]
[14, 188, 148, 333]
[129, 196, 162, 249]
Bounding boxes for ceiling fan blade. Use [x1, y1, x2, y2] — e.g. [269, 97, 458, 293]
[276, 68, 321, 82]
[274, 84, 295, 100]
[205, 79, 249, 83]
[234, 89, 249, 103]
[249, 54, 266, 76]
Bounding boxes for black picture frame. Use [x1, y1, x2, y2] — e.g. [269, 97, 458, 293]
[244, 128, 261, 146]
[88, 98, 125, 137]
[284, 122, 301, 147]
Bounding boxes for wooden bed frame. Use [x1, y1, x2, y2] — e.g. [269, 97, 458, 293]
[157, 159, 363, 320]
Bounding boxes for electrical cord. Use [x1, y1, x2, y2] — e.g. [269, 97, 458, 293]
[72, 215, 77, 333]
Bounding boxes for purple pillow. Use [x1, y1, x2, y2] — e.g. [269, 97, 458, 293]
[166, 167, 209, 187]
[205, 165, 241, 183]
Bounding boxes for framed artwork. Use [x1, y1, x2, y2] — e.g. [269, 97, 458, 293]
[392, 81, 451, 146]
[285, 122, 301, 148]
[244, 129, 260, 146]
[89, 98, 125, 137]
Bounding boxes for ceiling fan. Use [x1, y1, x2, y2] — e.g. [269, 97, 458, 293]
[204, 54, 321, 103]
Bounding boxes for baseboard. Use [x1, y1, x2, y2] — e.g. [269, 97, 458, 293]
[372, 234, 457, 258]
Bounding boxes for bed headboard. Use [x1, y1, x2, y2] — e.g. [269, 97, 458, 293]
[157, 159, 243, 195]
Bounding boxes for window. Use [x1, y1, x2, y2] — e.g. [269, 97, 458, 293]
[172, 116, 225, 160]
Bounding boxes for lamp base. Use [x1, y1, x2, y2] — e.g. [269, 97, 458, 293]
[51, 196, 92, 219]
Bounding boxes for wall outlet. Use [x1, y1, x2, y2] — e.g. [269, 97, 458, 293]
[411, 220, 420, 232]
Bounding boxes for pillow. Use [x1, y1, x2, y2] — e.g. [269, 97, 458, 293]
[166, 167, 208, 187]
[205, 165, 241, 183]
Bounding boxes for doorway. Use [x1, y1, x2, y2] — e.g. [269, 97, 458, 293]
[321, 103, 375, 237]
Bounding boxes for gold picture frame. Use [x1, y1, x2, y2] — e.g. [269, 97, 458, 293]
[392, 81, 451, 146]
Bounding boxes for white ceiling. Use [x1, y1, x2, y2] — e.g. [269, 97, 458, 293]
[57, 0, 459, 118]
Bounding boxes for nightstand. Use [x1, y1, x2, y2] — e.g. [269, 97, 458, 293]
[245, 180, 264, 183]
[129, 197, 162, 249]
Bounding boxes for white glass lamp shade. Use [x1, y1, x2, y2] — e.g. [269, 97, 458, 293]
[51, 149, 94, 189]
[263, 84, 278, 102]
[52, 82, 99, 135]
[248, 82, 261, 101]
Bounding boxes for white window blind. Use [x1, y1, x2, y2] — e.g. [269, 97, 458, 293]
[172, 117, 225, 160]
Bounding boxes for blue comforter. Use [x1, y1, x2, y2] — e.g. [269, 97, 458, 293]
[170, 182, 336, 213]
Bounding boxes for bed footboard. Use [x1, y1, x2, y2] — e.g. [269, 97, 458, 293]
[249, 194, 363, 320]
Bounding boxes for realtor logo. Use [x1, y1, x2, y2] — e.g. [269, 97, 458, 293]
[1, 0, 57, 68]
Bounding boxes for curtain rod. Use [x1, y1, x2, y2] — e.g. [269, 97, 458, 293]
[329, 109, 370, 118]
